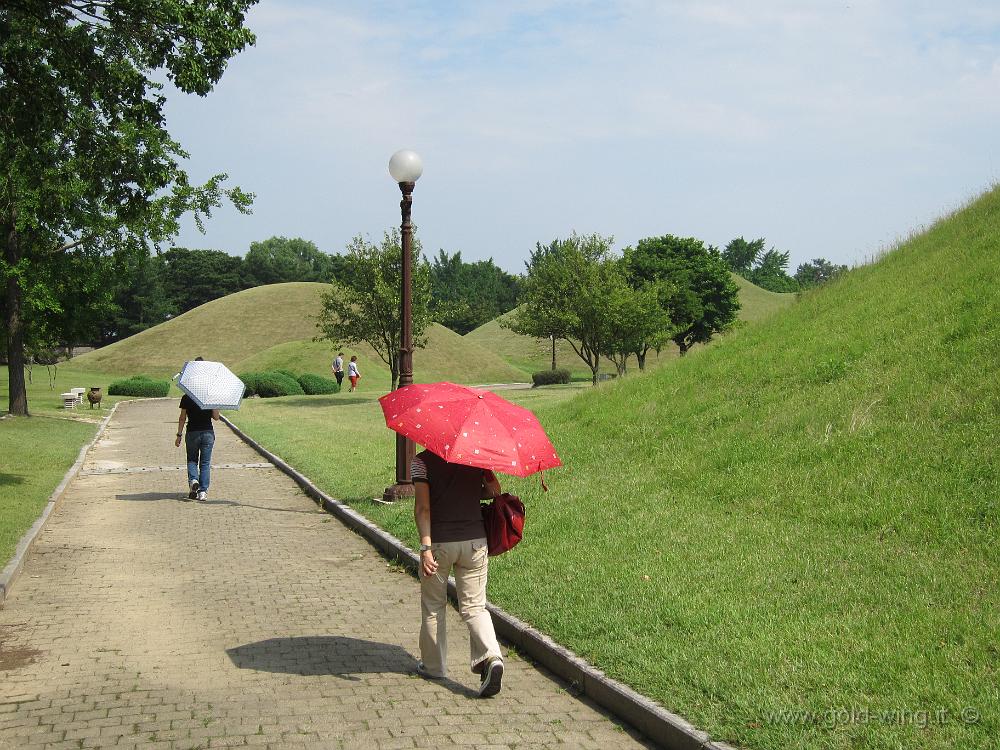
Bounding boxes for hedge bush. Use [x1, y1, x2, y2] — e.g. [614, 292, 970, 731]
[107, 375, 171, 398]
[238, 371, 305, 398]
[273, 368, 298, 381]
[297, 373, 340, 395]
[531, 368, 571, 386]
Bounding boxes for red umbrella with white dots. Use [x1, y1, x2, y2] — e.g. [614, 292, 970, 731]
[378, 382, 561, 478]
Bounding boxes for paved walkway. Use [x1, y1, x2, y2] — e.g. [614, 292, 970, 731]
[0, 400, 652, 749]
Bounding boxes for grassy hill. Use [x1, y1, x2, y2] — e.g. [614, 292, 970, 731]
[465, 273, 795, 377]
[73, 282, 329, 377]
[72, 283, 525, 386]
[233, 188, 1000, 749]
[484, 189, 998, 748]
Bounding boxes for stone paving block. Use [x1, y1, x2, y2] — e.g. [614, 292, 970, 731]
[0, 401, 655, 750]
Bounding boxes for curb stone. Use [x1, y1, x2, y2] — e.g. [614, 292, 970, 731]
[222, 414, 740, 750]
[0, 403, 119, 607]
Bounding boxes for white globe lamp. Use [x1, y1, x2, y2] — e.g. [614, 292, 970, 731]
[388, 149, 423, 183]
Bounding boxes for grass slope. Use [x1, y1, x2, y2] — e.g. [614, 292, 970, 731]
[234, 324, 526, 390]
[72, 282, 330, 377]
[465, 273, 795, 377]
[494, 191, 998, 748]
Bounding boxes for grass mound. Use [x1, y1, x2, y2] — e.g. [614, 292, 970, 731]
[491, 188, 999, 748]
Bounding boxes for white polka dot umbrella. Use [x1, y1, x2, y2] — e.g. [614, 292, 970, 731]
[378, 382, 562, 477]
[177, 360, 246, 411]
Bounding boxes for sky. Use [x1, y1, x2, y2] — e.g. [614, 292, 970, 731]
[165, 0, 1000, 274]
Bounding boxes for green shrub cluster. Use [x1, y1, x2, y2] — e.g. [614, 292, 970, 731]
[297, 373, 340, 395]
[238, 371, 305, 398]
[531, 368, 571, 386]
[107, 375, 171, 397]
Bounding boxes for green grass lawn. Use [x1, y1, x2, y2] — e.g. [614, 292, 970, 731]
[0, 416, 97, 565]
[229, 189, 998, 749]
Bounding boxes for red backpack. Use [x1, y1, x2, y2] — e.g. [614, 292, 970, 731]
[480, 493, 525, 556]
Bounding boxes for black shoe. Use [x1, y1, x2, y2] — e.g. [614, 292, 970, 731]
[188, 480, 199, 500]
[478, 658, 503, 697]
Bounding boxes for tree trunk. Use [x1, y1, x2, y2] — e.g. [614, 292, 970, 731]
[550, 336, 556, 371]
[4, 225, 28, 416]
[590, 365, 599, 386]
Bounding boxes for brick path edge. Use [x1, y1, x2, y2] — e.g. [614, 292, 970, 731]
[0, 402, 119, 607]
[221, 414, 741, 750]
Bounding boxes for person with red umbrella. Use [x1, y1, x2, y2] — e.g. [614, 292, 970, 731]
[412, 454, 505, 696]
[379, 382, 562, 697]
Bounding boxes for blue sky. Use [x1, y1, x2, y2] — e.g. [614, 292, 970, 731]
[165, 0, 1000, 274]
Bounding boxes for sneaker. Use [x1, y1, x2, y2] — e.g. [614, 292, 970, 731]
[196, 490, 207, 502]
[415, 661, 442, 680]
[478, 658, 503, 697]
[188, 480, 199, 500]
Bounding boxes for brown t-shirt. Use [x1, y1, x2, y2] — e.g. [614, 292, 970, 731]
[411, 450, 488, 543]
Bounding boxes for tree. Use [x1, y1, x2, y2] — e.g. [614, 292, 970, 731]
[159, 248, 245, 315]
[603, 270, 674, 376]
[429, 250, 520, 334]
[316, 230, 432, 391]
[505, 233, 619, 386]
[2, 1, 256, 415]
[244, 236, 335, 286]
[107, 253, 176, 342]
[625, 235, 740, 355]
[723, 237, 799, 292]
[722, 237, 765, 277]
[795, 258, 848, 288]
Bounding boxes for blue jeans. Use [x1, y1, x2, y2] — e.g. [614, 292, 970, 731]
[185, 430, 215, 491]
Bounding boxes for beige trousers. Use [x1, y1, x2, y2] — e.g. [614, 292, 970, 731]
[419, 538, 501, 677]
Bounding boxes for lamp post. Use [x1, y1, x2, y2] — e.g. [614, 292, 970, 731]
[382, 149, 423, 503]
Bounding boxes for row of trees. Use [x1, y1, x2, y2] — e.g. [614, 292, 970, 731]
[504, 234, 740, 385]
[722, 237, 849, 292]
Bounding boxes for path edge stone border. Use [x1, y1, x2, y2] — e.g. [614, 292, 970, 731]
[0, 403, 119, 608]
[222, 415, 739, 750]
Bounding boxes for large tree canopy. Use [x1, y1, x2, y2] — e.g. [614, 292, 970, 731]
[1, 0, 256, 415]
[625, 235, 741, 355]
[428, 250, 520, 335]
[244, 236, 336, 286]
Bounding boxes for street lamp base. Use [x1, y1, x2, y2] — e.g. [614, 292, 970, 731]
[382, 482, 415, 503]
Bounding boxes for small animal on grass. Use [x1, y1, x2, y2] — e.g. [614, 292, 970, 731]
[87, 387, 102, 409]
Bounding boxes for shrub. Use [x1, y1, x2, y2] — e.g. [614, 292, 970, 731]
[107, 375, 171, 398]
[238, 370, 304, 398]
[531, 368, 571, 386]
[273, 368, 298, 380]
[297, 373, 340, 395]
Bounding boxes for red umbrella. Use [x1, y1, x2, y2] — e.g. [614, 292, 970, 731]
[378, 382, 561, 478]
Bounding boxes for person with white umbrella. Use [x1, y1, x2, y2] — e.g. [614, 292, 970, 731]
[174, 357, 221, 501]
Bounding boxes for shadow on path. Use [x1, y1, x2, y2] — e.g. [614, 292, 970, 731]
[226, 636, 475, 697]
[116, 493, 318, 514]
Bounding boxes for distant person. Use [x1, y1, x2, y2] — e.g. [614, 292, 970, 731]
[175, 357, 220, 501]
[347, 355, 360, 392]
[331, 352, 345, 388]
[412, 452, 505, 697]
